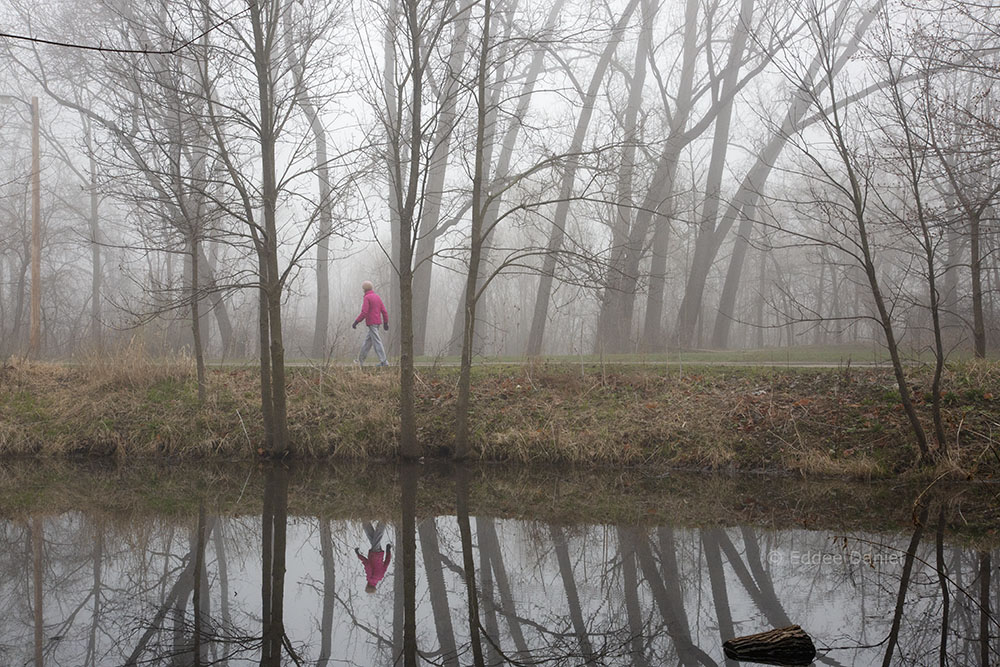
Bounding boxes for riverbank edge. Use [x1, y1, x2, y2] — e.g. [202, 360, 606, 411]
[1, 358, 998, 480]
[2, 459, 999, 547]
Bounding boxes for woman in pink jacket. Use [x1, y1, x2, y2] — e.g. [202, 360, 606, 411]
[352, 280, 389, 366]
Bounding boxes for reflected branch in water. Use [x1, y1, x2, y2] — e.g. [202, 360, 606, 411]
[123, 521, 213, 665]
[837, 533, 1000, 629]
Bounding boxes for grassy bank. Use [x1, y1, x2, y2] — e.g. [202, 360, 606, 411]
[1, 355, 998, 478]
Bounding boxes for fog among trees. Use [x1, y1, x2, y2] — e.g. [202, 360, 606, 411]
[1, 0, 998, 445]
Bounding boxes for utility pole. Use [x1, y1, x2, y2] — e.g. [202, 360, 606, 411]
[30, 96, 41, 358]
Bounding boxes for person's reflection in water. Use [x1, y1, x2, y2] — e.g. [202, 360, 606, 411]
[356, 521, 393, 592]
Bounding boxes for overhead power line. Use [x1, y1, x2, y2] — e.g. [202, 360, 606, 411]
[0, 8, 250, 55]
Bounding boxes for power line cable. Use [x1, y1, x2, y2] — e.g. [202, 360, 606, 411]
[0, 7, 250, 55]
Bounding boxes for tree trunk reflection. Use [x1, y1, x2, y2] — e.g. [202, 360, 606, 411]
[551, 525, 596, 662]
[317, 519, 335, 667]
[260, 465, 289, 667]
[702, 528, 736, 666]
[979, 550, 992, 667]
[479, 517, 529, 659]
[419, 515, 458, 664]
[456, 466, 485, 666]
[401, 462, 419, 666]
[936, 505, 949, 667]
[192, 501, 207, 666]
[618, 527, 650, 667]
[632, 526, 715, 666]
[881, 507, 928, 667]
[32, 517, 43, 667]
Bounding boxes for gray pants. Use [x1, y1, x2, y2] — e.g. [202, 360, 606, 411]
[359, 324, 387, 365]
[364, 521, 386, 551]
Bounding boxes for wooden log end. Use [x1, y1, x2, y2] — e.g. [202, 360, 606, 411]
[722, 625, 817, 665]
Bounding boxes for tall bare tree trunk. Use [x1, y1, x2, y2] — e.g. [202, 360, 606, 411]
[711, 0, 880, 349]
[455, 0, 493, 460]
[411, 6, 470, 356]
[383, 0, 402, 360]
[311, 129, 332, 359]
[284, 10, 334, 359]
[395, 0, 424, 460]
[971, 213, 986, 357]
[256, 251, 274, 449]
[190, 236, 206, 404]
[250, 0, 288, 454]
[595, 0, 653, 353]
[612, 0, 699, 353]
[446, 0, 564, 356]
[839, 125, 931, 459]
[85, 123, 102, 351]
[197, 246, 235, 357]
[672, 0, 753, 349]
[524, 0, 641, 356]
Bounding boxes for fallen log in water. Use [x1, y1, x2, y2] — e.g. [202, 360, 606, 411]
[722, 625, 817, 665]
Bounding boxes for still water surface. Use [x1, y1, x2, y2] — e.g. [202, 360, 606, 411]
[1, 463, 996, 666]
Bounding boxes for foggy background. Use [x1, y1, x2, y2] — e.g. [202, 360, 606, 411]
[0, 0, 996, 361]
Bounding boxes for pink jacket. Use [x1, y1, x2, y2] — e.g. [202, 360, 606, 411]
[358, 547, 392, 587]
[355, 291, 388, 326]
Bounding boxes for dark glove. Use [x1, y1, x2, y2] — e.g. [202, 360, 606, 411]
[352, 321, 358, 329]
[383, 320, 389, 331]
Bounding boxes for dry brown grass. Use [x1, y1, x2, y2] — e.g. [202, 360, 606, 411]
[76, 337, 195, 391]
[1, 359, 999, 478]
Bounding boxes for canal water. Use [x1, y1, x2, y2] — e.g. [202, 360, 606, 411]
[0, 462, 996, 665]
